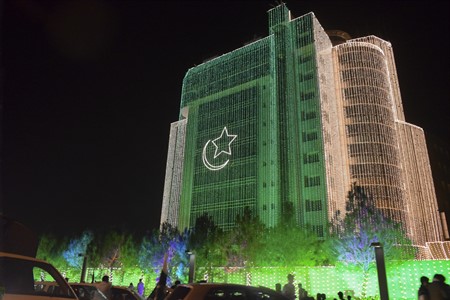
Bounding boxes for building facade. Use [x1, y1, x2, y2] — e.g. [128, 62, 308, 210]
[160, 4, 444, 255]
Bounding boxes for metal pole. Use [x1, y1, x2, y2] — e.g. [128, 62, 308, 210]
[371, 243, 389, 300]
[80, 255, 88, 283]
[188, 253, 195, 283]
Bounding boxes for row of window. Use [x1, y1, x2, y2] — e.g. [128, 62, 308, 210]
[301, 110, 317, 121]
[350, 163, 401, 179]
[340, 68, 386, 85]
[300, 91, 316, 101]
[343, 85, 389, 99]
[304, 176, 321, 187]
[302, 131, 318, 142]
[344, 103, 391, 119]
[338, 50, 384, 70]
[305, 199, 322, 212]
[303, 152, 320, 164]
[299, 72, 315, 82]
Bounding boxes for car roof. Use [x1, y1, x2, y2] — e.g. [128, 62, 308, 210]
[70, 282, 100, 287]
[169, 283, 288, 300]
[177, 283, 282, 293]
[182, 283, 270, 288]
[0, 251, 49, 263]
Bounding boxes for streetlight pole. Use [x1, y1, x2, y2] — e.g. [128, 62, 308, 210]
[371, 242, 389, 300]
[186, 251, 195, 283]
[79, 254, 88, 283]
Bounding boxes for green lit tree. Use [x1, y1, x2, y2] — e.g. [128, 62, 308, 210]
[255, 223, 334, 267]
[252, 201, 334, 267]
[222, 207, 266, 274]
[36, 233, 71, 278]
[189, 213, 226, 282]
[330, 183, 414, 297]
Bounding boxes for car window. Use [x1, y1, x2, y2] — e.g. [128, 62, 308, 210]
[205, 287, 248, 300]
[205, 287, 225, 299]
[229, 290, 247, 300]
[71, 284, 108, 300]
[165, 286, 191, 300]
[111, 287, 139, 300]
[254, 290, 287, 300]
[0, 256, 76, 298]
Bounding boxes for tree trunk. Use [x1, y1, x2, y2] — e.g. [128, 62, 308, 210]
[361, 270, 369, 298]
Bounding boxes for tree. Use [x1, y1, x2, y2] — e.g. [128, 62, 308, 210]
[138, 222, 189, 285]
[36, 233, 71, 279]
[255, 223, 334, 267]
[330, 183, 414, 297]
[222, 207, 266, 272]
[189, 213, 226, 281]
[62, 230, 93, 269]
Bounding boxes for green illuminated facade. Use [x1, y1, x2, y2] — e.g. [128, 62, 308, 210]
[160, 4, 444, 254]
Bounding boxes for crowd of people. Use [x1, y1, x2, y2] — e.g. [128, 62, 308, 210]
[278, 273, 356, 300]
[418, 273, 450, 300]
[96, 254, 176, 300]
[277, 272, 450, 300]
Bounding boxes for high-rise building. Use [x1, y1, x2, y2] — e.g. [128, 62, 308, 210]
[160, 4, 444, 257]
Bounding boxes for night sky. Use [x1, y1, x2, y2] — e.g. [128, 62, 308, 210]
[1, 0, 449, 237]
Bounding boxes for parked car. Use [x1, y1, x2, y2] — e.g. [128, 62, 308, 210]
[111, 286, 144, 300]
[70, 282, 108, 300]
[0, 251, 78, 300]
[164, 282, 289, 300]
[0, 215, 78, 300]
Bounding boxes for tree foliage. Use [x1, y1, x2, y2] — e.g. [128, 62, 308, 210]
[330, 183, 414, 271]
[329, 183, 414, 297]
[138, 222, 189, 285]
[222, 207, 266, 270]
[35, 185, 415, 289]
[36, 233, 70, 271]
[255, 223, 334, 267]
[62, 230, 93, 268]
[188, 213, 225, 281]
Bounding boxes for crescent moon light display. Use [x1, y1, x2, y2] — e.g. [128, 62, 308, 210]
[202, 127, 237, 171]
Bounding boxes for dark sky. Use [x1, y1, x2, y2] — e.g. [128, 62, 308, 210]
[1, 0, 449, 237]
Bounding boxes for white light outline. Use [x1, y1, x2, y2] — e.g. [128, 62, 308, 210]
[211, 127, 237, 158]
[202, 140, 230, 171]
[202, 126, 237, 171]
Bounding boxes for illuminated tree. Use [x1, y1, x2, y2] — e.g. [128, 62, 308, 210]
[222, 207, 266, 272]
[139, 222, 189, 285]
[62, 230, 93, 269]
[189, 213, 226, 281]
[255, 223, 334, 267]
[99, 230, 139, 283]
[36, 233, 71, 278]
[330, 183, 414, 297]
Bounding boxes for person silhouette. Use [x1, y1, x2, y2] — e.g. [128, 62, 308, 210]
[418, 276, 429, 300]
[137, 278, 145, 297]
[428, 274, 450, 300]
[147, 253, 169, 300]
[282, 274, 296, 300]
[97, 275, 112, 300]
[298, 283, 307, 300]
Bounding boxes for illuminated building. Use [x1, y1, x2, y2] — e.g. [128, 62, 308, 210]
[160, 4, 444, 256]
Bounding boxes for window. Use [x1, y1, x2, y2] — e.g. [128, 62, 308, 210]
[0, 255, 77, 299]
